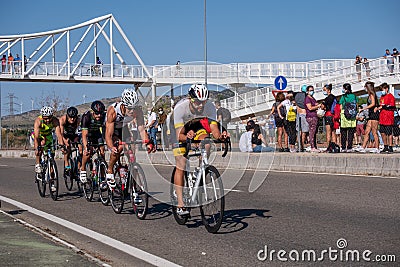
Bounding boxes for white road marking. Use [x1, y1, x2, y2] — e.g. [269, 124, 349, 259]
[0, 195, 181, 267]
[0, 165, 8, 167]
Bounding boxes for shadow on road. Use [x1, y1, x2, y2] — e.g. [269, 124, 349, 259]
[217, 209, 272, 234]
[144, 202, 172, 220]
[57, 190, 84, 201]
[7, 209, 27, 215]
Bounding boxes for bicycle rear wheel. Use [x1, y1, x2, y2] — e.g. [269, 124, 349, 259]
[98, 160, 109, 205]
[199, 165, 225, 233]
[36, 169, 46, 197]
[170, 167, 189, 225]
[64, 157, 74, 191]
[83, 161, 94, 201]
[110, 168, 125, 214]
[130, 163, 148, 220]
[48, 159, 59, 201]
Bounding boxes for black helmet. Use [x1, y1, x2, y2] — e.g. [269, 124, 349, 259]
[91, 101, 105, 114]
[66, 106, 78, 118]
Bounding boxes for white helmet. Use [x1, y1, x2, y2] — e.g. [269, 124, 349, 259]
[189, 83, 209, 101]
[40, 106, 54, 117]
[121, 88, 139, 108]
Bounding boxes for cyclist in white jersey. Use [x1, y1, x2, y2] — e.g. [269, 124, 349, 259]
[172, 84, 226, 216]
[105, 88, 153, 188]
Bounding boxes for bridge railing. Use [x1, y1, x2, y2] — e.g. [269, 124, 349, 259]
[12, 62, 151, 79]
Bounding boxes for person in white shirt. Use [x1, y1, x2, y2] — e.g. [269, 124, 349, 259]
[239, 120, 255, 152]
[146, 106, 158, 152]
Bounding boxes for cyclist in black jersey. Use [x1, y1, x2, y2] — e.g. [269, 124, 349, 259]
[79, 101, 106, 183]
[59, 106, 81, 174]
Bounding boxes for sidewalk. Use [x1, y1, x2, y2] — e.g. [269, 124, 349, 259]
[1, 148, 399, 177]
[0, 210, 100, 266]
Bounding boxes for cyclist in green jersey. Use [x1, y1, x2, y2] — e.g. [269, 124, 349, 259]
[33, 106, 63, 174]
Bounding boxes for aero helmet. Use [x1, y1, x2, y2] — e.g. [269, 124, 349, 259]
[121, 88, 139, 108]
[40, 106, 54, 117]
[91, 100, 105, 114]
[189, 83, 209, 101]
[66, 106, 78, 118]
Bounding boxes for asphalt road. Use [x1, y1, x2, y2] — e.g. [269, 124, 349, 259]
[0, 158, 399, 266]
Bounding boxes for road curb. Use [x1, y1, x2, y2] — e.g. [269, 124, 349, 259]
[1, 149, 399, 177]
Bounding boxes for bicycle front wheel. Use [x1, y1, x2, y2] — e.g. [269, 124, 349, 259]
[48, 159, 59, 201]
[64, 157, 74, 191]
[98, 160, 109, 205]
[199, 165, 225, 233]
[110, 167, 125, 214]
[36, 169, 46, 197]
[130, 163, 148, 220]
[83, 161, 94, 201]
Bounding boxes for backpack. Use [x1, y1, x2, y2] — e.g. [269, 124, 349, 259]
[287, 105, 296, 122]
[330, 98, 337, 114]
[219, 107, 231, 124]
[344, 101, 357, 120]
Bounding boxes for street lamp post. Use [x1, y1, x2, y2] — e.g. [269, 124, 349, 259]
[204, 0, 207, 86]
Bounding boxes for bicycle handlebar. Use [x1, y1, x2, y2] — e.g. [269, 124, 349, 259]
[183, 137, 231, 158]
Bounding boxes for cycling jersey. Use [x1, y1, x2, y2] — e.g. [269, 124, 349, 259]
[81, 111, 105, 144]
[172, 98, 217, 156]
[173, 98, 216, 129]
[62, 115, 79, 138]
[110, 102, 124, 139]
[38, 115, 54, 136]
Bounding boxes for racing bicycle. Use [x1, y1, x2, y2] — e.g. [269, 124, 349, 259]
[170, 137, 230, 233]
[35, 145, 59, 201]
[63, 141, 82, 193]
[109, 140, 149, 219]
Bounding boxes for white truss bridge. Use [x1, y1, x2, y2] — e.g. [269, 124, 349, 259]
[1, 14, 399, 119]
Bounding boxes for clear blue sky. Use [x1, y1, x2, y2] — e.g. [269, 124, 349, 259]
[1, 0, 399, 115]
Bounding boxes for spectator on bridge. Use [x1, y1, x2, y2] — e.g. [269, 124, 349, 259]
[378, 82, 395, 153]
[355, 55, 362, 82]
[251, 124, 274, 152]
[339, 83, 358, 152]
[24, 55, 28, 72]
[357, 81, 380, 153]
[393, 48, 399, 70]
[322, 84, 338, 151]
[363, 58, 371, 79]
[277, 91, 297, 153]
[294, 85, 309, 152]
[305, 85, 321, 153]
[270, 92, 288, 152]
[7, 53, 13, 73]
[383, 49, 394, 74]
[1, 55, 6, 73]
[14, 54, 21, 73]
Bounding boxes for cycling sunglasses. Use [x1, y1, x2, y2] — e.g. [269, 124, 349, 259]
[190, 98, 206, 106]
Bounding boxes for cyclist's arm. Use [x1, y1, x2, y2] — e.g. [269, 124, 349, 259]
[105, 106, 116, 150]
[53, 117, 64, 146]
[33, 118, 41, 149]
[135, 108, 149, 141]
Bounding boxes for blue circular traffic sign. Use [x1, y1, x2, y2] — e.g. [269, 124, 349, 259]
[274, 76, 287, 90]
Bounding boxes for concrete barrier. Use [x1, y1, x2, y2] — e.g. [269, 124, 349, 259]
[1, 149, 399, 177]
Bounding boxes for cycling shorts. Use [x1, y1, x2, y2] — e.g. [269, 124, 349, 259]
[173, 128, 208, 156]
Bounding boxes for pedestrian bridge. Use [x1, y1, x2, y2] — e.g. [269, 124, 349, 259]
[1, 14, 399, 118]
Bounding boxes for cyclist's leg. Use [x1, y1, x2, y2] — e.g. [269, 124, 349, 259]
[174, 154, 187, 209]
[63, 136, 71, 169]
[106, 135, 122, 186]
[35, 136, 45, 173]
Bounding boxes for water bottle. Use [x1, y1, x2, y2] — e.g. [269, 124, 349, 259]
[120, 167, 127, 186]
[128, 149, 135, 163]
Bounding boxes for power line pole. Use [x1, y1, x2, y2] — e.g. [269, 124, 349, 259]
[6, 93, 19, 115]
